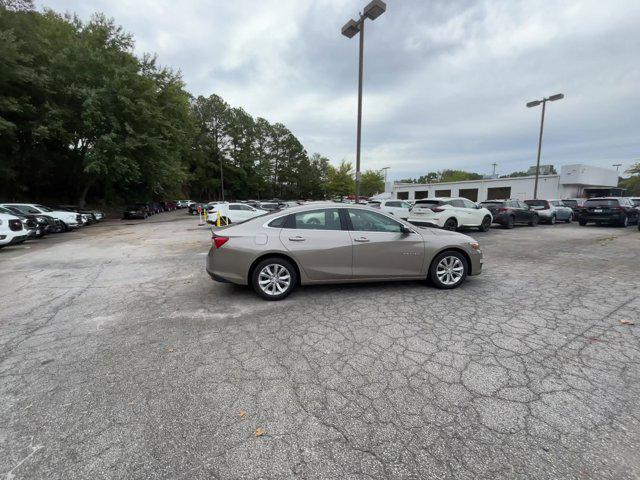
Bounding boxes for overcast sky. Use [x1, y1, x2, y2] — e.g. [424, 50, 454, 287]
[40, 0, 640, 180]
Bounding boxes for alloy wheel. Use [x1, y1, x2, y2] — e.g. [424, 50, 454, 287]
[258, 264, 291, 296]
[436, 256, 464, 286]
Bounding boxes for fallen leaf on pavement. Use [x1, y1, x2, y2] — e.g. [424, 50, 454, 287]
[239, 410, 246, 418]
[165, 346, 175, 353]
[619, 319, 635, 325]
[255, 427, 265, 437]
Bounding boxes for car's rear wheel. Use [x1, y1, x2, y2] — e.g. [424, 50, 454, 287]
[252, 258, 298, 301]
[618, 215, 629, 228]
[565, 215, 572, 223]
[578, 219, 587, 226]
[429, 251, 468, 289]
[443, 218, 458, 231]
[478, 215, 492, 232]
[504, 216, 515, 229]
[528, 215, 539, 226]
[549, 215, 556, 225]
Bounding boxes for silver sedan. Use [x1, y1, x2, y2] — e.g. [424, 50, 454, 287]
[206, 204, 483, 300]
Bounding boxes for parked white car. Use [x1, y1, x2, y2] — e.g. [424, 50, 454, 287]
[0, 211, 28, 248]
[206, 202, 267, 224]
[407, 197, 493, 231]
[367, 199, 412, 219]
[524, 199, 573, 224]
[1, 203, 82, 231]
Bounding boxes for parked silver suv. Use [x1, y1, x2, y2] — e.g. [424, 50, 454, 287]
[524, 199, 573, 224]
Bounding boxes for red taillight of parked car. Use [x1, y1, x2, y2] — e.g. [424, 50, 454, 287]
[498, 207, 509, 212]
[212, 236, 229, 248]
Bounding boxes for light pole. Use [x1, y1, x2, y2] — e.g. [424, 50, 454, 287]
[526, 93, 564, 199]
[612, 163, 622, 173]
[342, 0, 386, 203]
[381, 166, 389, 183]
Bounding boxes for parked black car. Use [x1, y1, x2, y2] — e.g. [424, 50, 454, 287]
[123, 203, 151, 219]
[578, 197, 639, 227]
[479, 199, 539, 228]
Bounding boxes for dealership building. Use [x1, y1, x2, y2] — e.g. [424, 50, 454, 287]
[382, 164, 621, 202]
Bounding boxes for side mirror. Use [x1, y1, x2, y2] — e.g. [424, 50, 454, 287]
[400, 225, 412, 234]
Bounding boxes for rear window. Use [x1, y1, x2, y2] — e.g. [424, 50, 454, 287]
[584, 199, 619, 207]
[415, 200, 442, 206]
[563, 200, 578, 207]
[524, 200, 548, 207]
[480, 201, 504, 206]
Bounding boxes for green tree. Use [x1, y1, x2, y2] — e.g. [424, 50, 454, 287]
[359, 169, 384, 196]
[327, 160, 353, 197]
[620, 162, 640, 195]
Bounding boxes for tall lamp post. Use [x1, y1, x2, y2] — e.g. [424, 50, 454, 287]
[342, 0, 386, 203]
[381, 166, 389, 183]
[526, 93, 564, 199]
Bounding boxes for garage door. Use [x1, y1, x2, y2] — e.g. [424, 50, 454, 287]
[487, 187, 511, 200]
[435, 189, 451, 197]
[459, 188, 478, 202]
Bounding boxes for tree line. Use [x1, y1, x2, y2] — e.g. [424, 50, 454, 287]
[0, 2, 385, 206]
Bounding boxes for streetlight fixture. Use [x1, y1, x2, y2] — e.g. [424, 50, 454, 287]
[612, 163, 622, 173]
[526, 93, 564, 199]
[341, 0, 387, 203]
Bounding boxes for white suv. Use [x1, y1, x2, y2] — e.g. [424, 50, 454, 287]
[1, 203, 82, 231]
[0, 211, 28, 248]
[206, 202, 268, 224]
[367, 200, 412, 219]
[407, 197, 493, 231]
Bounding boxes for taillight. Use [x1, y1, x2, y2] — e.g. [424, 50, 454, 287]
[431, 207, 445, 212]
[498, 207, 509, 212]
[212, 236, 229, 248]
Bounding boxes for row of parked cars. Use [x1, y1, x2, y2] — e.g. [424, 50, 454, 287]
[367, 197, 640, 231]
[122, 201, 179, 219]
[0, 203, 105, 249]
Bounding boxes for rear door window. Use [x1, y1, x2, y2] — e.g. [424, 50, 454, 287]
[291, 209, 342, 230]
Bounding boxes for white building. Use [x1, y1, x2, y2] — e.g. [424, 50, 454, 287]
[389, 164, 620, 202]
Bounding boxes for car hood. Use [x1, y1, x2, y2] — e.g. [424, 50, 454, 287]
[417, 226, 477, 243]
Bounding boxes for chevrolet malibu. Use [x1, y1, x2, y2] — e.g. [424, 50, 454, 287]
[206, 204, 483, 300]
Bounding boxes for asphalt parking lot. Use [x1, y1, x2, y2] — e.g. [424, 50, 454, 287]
[1, 210, 639, 479]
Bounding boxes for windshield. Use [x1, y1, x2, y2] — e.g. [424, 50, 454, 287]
[34, 204, 53, 212]
[584, 199, 619, 207]
[480, 201, 504, 206]
[630, 199, 640, 206]
[415, 200, 442, 206]
[563, 200, 578, 207]
[0, 206, 14, 215]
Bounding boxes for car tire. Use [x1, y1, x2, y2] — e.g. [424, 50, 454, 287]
[478, 215, 492, 232]
[528, 215, 539, 227]
[578, 219, 587, 226]
[504, 216, 515, 229]
[443, 218, 458, 231]
[252, 257, 298, 301]
[549, 215, 556, 225]
[60, 221, 69, 232]
[565, 215, 572, 223]
[429, 251, 468, 289]
[618, 215, 629, 228]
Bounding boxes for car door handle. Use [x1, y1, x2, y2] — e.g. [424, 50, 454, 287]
[354, 237, 370, 242]
[288, 236, 305, 242]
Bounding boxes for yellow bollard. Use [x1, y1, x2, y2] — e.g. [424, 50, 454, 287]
[216, 210, 221, 227]
[203, 210, 207, 223]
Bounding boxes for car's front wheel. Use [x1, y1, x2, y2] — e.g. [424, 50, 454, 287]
[579, 219, 587, 226]
[618, 215, 629, 228]
[528, 215, 539, 226]
[429, 251, 468, 289]
[252, 258, 298, 300]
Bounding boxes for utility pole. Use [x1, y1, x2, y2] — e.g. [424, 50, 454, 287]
[613, 163, 622, 173]
[491, 163, 497, 177]
[342, 0, 387, 203]
[526, 93, 564, 199]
